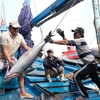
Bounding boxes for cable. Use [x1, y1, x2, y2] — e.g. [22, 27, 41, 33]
[89, 35, 96, 46]
[52, 0, 77, 34]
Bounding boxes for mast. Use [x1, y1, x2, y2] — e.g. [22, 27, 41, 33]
[0, 0, 2, 35]
[0, 0, 2, 27]
[0, 0, 7, 32]
[92, 0, 100, 52]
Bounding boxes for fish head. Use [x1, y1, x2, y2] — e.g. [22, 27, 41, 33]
[3, 69, 20, 82]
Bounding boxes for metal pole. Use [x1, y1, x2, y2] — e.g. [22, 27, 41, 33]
[0, 0, 2, 27]
[92, 0, 100, 52]
[2, 1, 6, 25]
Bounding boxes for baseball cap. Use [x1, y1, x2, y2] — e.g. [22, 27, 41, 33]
[71, 27, 84, 37]
[47, 49, 54, 53]
[9, 20, 21, 28]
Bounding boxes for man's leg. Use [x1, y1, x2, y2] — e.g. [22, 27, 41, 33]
[45, 68, 52, 82]
[18, 74, 27, 96]
[74, 64, 91, 98]
[58, 66, 65, 81]
[89, 64, 100, 90]
[18, 74, 34, 98]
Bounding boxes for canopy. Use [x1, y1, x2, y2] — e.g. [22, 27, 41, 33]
[18, 0, 34, 56]
[18, 1, 32, 39]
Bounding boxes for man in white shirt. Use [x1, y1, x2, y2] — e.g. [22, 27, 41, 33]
[0, 20, 33, 99]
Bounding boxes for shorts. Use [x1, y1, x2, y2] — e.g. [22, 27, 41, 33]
[49, 69, 58, 77]
[0, 57, 17, 72]
[45, 66, 63, 78]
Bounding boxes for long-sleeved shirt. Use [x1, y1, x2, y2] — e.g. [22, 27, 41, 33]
[43, 56, 64, 69]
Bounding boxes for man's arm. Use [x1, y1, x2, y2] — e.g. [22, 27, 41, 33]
[22, 44, 31, 51]
[56, 28, 69, 43]
[56, 58, 64, 67]
[1, 34, 12, 63]
[56, 28, 67, 41]
[20, 34, 31, 51]
[2, 45, 12, 63]
[47, 29, 69, 45]
[43, 59, 52, 69]
[53, 40, 69, 45]
[63, 36, 67, 40]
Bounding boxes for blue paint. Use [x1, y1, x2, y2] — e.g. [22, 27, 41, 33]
[64, 64, 79, 73]
[0, 80, 42, 100]
[25, 76, 60, 83]
[46, 87, 69, 93]
[0, 68, 19, 89]
[38, 81, 69, 88]
[0, 25, 7, 32]
[30, 0, 83, 27]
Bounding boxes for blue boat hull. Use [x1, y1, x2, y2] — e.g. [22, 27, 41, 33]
[0, 57, 100, 100]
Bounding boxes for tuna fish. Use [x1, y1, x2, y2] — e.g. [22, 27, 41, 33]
[3, 40, 46, 82]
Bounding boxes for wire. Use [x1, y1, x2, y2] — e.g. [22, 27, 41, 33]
[89, 35, 96, 46]
[52, 0, 77, 34]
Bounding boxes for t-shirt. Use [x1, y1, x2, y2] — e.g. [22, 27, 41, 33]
[0, 30, 26, 59]
[68, 38, 95, 64]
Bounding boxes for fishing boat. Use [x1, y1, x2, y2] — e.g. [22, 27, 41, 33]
[0, 0, 100, 100]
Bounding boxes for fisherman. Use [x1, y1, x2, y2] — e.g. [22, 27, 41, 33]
[0, 20, 33, 99]
[43, 49, 65, 82]
[47, 27, 100, 100]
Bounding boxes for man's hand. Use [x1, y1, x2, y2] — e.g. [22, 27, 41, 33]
[44, 31, 54, 43]
[9, 61, 14, 67]
[8, 61, 14, 71]
[56, 28, 65, 39]
[45, 37, 54, 43]
[22, 44, 31, 51]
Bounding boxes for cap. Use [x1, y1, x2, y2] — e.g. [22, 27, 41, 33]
[71, 27, 84, 37]
[9, 20, 21, 28]
[47, 49, 54, 53]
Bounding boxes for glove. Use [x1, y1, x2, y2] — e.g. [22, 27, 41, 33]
[56, 28, 65, 39]
[44, 31, 54, 43]
[45, 37, 53, 43]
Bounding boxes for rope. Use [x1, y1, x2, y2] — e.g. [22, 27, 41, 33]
[52, 0, 77, 34]
[89, 35, 96, 46]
